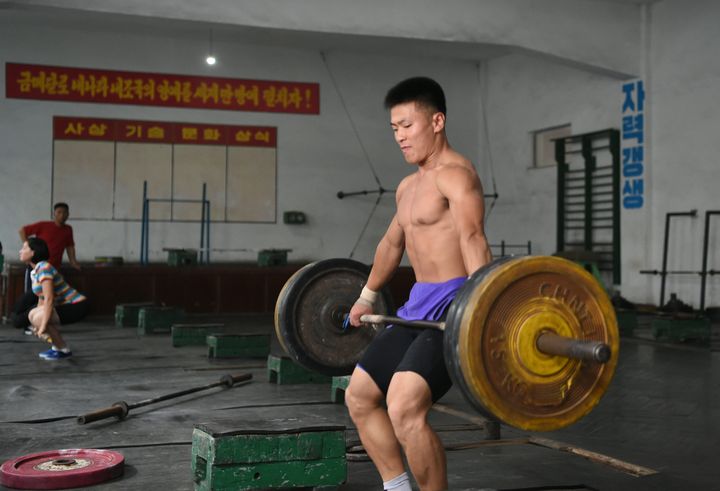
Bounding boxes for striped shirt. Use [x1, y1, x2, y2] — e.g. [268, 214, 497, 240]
[31, 261, 86, 305]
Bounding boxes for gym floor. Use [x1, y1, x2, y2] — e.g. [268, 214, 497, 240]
[0, 315, 717, 491]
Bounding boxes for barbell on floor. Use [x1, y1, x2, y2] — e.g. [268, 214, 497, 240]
[274, 255, 619, 431]
[77, 373, 253, 425]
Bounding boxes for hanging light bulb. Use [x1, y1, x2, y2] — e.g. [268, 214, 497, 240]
[206, 28, 216, 66]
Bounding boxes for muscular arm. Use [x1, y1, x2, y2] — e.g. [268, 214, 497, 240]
[365, 215, 405, 291]
[438, 166, 492, 275]
[348, 213, 405, 326]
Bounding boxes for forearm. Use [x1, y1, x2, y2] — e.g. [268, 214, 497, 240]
[18, 227, 27, 242]
[67, 246, 80, 266]
[365, 238, 404, 291]
[348, 238, 403, 325]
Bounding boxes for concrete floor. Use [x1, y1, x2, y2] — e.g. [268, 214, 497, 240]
[0, 315, 718, 490]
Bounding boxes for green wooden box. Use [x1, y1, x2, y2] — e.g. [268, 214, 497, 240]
[192, 421, 346, 491]
[171, 323, 226, 347]
[330, 375, 351, 404]
[267, 354, 332, 385]
[257, 249, 290, 266]
[207, 333, 271, 358]
[615, 309, 638, 336]
[167, 248, 198, 267]
[137, 306, 185, 335]
[652, 316, 710, 343]
[114, 302, 154, 328]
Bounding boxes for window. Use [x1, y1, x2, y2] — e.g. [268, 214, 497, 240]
[533, 124, 571, 168]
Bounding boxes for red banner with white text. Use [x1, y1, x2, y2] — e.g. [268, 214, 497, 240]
[7, 63, 319, 114]
[53, 116, 277, 147]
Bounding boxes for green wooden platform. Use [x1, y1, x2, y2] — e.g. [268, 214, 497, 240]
[267, 354, 332, 385]
[330, 375, 351, 404]
[191, 420, 346, 490]
[171, 323, 226, 347]
[137, 306, 185, 335]
[652, 316, 710, 343]
[115, 302, 154, 328]
[207, 333, 271, 358]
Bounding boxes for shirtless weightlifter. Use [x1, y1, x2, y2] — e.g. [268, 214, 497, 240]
[346, 77, 492, 491]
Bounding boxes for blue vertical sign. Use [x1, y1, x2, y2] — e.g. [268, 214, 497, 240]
[621, 80, 646, 209]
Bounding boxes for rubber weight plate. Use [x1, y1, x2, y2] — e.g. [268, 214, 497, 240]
[444, 255, 619, 431]
[0, 448, 124, 490]
[274, 258, 394, 376]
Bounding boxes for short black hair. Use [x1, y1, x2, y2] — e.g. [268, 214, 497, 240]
[384, 77, 446, 116]
[54, 202, 69, 211]
[28, 237, 50, 263]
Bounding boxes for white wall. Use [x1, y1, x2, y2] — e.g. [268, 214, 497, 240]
[3, 2, 719, 308]
[477, 0, 720, 307]
[11, 0, 643, 76]
[480, 53, 621, 253]
[646, 0, 720, 308]
[0, 11, 479, 265]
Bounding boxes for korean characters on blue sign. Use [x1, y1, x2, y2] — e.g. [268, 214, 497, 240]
[621, 80, 645, 209]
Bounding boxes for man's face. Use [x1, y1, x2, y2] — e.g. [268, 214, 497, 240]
[54, 206, 69, 225]
[389, 102, 443, 165]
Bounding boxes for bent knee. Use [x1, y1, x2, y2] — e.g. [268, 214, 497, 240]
[345, 384, 377, 416]
[345, 373, 383, 417]
[387, 399, 428, 435]
[27, 309, 40, 325]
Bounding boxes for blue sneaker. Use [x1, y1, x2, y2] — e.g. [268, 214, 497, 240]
[38, 348, 56, 359]
[40, 349, 72, 360]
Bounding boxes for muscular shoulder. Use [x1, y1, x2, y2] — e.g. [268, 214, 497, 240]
[435, 158, 480, 193]
[395, 173, 417, 203]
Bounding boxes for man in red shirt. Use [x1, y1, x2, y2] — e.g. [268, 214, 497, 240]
[12, 203, 81, 330]
[19, 203, 80, 269]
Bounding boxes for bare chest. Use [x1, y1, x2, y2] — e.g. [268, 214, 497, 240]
[397, 178, 448, 228]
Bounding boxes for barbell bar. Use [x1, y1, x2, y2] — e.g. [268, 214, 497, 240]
[77, 373, 252, 425]
[358, 314, 611, 363]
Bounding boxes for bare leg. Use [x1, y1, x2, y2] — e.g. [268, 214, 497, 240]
[345, 367, 406, 481]
[28, 307, 67, 349]
[387, 371, 447, 491]
[42, 323, 67, 350]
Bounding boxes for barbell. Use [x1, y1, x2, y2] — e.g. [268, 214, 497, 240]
[274, 255, 619, 431]
[356, 314, 611, 364]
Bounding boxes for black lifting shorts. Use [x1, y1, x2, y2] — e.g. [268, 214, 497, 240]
[357, 324, 452, 403]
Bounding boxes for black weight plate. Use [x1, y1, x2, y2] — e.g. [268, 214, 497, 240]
[275, 258, 394, 376]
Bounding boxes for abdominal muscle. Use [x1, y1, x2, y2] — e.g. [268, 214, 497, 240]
[404, 218, 468, 283]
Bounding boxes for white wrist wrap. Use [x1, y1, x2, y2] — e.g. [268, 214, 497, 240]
[356, 286, 378, 307]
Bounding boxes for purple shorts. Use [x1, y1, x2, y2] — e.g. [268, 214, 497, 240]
[396, 276, 467, 322]
[357, 276, 466, 402]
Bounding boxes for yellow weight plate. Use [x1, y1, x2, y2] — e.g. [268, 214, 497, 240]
[445, 255, 619, 431]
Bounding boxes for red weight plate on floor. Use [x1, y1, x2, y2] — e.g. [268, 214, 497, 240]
[0, 448, 124, 490]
